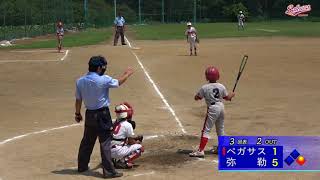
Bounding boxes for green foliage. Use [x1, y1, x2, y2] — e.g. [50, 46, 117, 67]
[3, 28, 112, 49]
[117, 4, 137, 24]
[87, 0, 113, 27]
[1, 0, 320, 41]
[222, 3, 248, 21]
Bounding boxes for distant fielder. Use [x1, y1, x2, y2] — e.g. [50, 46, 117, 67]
[237, 11, 245, 30]
[185, 22, 199, 56]
[56, 21, 64, 52]
[111, 102, 144, 169]
[189, 66, 235, 158]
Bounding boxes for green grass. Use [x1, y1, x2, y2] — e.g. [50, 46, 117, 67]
[3, 28, 112, 49]
[131, 21, 320, 40]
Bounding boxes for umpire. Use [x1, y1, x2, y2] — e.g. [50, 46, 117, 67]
[113, 12, 126, 46]
[75, 56, 134, 178]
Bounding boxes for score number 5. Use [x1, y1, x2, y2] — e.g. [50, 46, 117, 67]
[272, 147, 278, 167]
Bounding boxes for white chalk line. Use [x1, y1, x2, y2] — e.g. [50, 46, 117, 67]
[60, 50, 69, 61]
[10, 49, 57, 53]
[256, 28, 280, 33]
[0, 121, 162, 146]
[125, 36, 186, 134]
[0, 59, 59, 63]
[0, 49, 69, 63]
[132, 171, 155, 177]
[195, 158, 219, 165]
[0, 123, 81, 146]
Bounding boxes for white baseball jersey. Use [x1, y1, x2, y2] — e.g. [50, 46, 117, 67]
[185, 27, 197, 39]
[112, 120, 135, 146]
[197, 83, 228, 138]
[197, 83, 228, 106]
[238, 14, 245, 22]
[56, 27, 64, 36]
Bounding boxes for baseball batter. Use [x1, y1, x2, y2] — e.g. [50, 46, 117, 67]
[237, 11, 245, 30]
[189, 66, 235, 158]
[111, 102, 144, 169]
[185, 22, 198, 56]
[56, 21, 64, 52]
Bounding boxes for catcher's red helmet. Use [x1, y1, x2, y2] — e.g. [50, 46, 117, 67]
[115, 102, 134, 119]
[205, 66, 220, 82]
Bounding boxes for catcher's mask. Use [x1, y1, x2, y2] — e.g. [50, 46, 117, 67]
[115, 102, 134, 119]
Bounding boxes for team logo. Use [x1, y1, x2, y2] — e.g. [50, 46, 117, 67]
[285, 4, 312, 17]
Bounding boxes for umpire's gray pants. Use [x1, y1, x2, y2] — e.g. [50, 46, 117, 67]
[78, 107, 116, 174]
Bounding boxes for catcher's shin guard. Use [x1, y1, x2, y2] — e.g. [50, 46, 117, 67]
[124, 147, 144, 166]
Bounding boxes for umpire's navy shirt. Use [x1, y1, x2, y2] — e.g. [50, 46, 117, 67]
[75, 72, 119, 110]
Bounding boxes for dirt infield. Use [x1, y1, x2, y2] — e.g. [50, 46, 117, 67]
[0, 37, 319, 180]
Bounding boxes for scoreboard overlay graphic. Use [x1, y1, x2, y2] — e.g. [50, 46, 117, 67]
[218, 136, 320, 172]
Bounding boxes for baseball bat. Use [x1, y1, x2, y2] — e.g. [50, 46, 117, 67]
[232, 55, 248, 92]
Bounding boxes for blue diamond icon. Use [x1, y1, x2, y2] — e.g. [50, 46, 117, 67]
[290, 149, 300, 159]
[285, 156, 294, 166]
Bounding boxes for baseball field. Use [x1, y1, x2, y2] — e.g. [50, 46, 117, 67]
[0, 22, 319, 180]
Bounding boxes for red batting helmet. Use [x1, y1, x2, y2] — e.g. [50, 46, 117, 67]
[115, 102, 134, 119]
[205, 66, 220, 82]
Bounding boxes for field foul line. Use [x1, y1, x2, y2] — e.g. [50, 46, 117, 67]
[10, 49, 57, 53]
[0, 50, 69, 63]
[0, 59, 58, 63]
[132, 171, 155, 177]
[0, 123, 81, 146]
[125, 36, 186, 134]
[0, 121, 162, 146]
[60, 50, 69, 61]
[196, 158, 219, 164]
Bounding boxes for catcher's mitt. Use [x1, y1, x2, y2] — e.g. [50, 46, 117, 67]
[135, 135, 143, 142]
[196, 37, 200, 43]
[128, 120, 136, 129]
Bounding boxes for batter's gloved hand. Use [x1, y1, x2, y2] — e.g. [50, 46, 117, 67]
[75, 113, 83, 123]
[135, 135, 143, 143]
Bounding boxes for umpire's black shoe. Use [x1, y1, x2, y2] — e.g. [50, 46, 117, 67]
[122, 43, 127, 45]
[103, 169, 123, 178]
[78, 166, 89, 172]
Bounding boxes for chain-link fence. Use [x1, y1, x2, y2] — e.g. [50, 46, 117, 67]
[0, 0, 75, 40]
[1, 0, 320, 41]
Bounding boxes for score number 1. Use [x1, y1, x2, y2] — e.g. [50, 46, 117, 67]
[272, 147, 278, 167]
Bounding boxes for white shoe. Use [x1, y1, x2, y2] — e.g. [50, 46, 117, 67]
[189, 150, 205, 158]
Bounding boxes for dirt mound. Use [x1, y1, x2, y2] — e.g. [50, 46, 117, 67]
[136, 135, 201, 171]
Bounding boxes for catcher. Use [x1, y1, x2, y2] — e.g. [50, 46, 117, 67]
[185, 22, 199, 56]
[111, 102, 144, 169]
[56, 21, 64, 52]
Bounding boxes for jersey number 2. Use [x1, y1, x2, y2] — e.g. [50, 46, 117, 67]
[212, 88, 220, 98]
